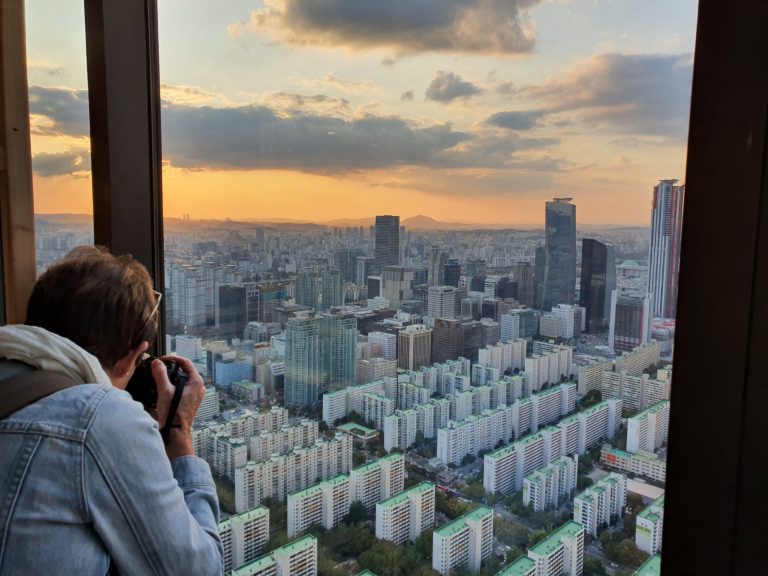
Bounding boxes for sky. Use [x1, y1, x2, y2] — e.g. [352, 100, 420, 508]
[25, 0, 698, 227]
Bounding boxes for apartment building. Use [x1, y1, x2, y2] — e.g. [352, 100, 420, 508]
[432, 507, 494, 575]
[219, 506, 270, 573]
[375, 482, 435, 545]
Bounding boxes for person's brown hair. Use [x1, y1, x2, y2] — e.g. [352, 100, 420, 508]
[26, 246, 158, 369]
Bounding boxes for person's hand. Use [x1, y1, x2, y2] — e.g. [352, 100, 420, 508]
[152, 356, 205, 460]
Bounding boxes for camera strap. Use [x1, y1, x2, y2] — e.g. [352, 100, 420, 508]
[160, 378, 186, 444]
[0, 370, 78, 420]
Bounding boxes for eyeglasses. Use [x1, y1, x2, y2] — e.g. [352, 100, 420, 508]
[138, 290, 162, 337]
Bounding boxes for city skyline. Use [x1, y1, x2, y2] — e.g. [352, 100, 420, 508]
[25, 0, 697, 227]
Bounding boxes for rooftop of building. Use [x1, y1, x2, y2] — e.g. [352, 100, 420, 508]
[528, 521, 584, 558]
[337, 422, 377, 437]
[378, 482, 434, 508]
[288, 482, 324, 500]
[434, 506, 492, 538]
[273, 535, 317, 558]
[638, 495, 665, 521]
[634, 554, 662, 576]
[496, 556, 536, 575]
[628, 400, 671, 421]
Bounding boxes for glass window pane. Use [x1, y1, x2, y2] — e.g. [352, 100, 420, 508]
[158, 2, 698, 574]
[25, 0, 93, 275]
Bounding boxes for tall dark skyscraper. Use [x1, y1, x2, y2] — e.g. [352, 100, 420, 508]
[374, 215, 400, 272]
[579, 239, 616, 331]
[334, 247, 363, 283]
[215, 283, 259, 339]
[514, 261, 535, 308]
[648, 179, 685, 318]
[427, 245, 448, 286]
[542, 198, 577, 311]
[444, 259, 461, 288]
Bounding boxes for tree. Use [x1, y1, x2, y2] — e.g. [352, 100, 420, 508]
[505, 547, 522, 563]
[583, 557, 607, 576]
[414, 430, 425, 447]
[416, 528, 434, 558]
[463, 482, 486, 502]
[461, 453, 476, 466]
[577, 475, 594, 490]
[318, 420, 330, 433]
[529, 529, 550, 546]
[494, 518, 530, 548]
[580, 389, 602, 409]
[348, 410, 364, 425]
[343, 500, 368, 525]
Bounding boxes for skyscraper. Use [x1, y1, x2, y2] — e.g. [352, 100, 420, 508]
[579, 239, 616, 332]
[514, 262, 535, 308]
[375, 215, 400, 272]
[296, 267, 343, 311]
[444, 259, 461, 288]
[381, 266, 414, 310]
[215, 283, 259, 339]
[284, 312, 358, 406]
[334, 247, 363, 283]
[432, 318, 463, 363]
[427, 246, 448, 286]
[648, 179, 685, 318]
[609, 290, 652, 354]
[542, 198, 577, 310]
[427, 286, 457, 319]
[398, 324, 433, 370]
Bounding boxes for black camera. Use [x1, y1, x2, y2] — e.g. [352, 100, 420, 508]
[126, 356, 189, 410]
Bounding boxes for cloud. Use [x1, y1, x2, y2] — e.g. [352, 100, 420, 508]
[495, 81, 516, 95]
[425, 71, 483, 103]
[161, 104, 472, 172]
[401, 90, 414, 101]
[523, 52, 693, 137]
[160, 83, 220, 106]
[28, 86, 90, 137]
[32, 150, 90, 177]
[228, 0, 541, 55]
[30, 85, 557, 176]
[485, 110, 546, 130]
[381, 57, 396, 67]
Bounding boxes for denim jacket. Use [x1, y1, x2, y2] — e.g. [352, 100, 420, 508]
[0, 362, 224, 576]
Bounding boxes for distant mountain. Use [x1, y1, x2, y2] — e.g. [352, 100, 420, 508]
[35, 213, 93, 227]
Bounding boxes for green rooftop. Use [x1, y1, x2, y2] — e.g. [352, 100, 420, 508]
[378, 482, 434, 509]
[496, 556, 535, 576]
[231, 506, 269, 522]
[288, 482, 323, 500]
[638, 495, 665, 521]
[634, 554, 662, 576]
[528, 521, 584, 558]
[351, 460, 381, 475]
[338, 422, 377, 436]
[580, 401, 611, 417]
[232, 553, 276, 575]
[273, 535, 317, 558]
[434, 507, 492, 538]
[356, 572, 379, 576]
[629, 401, 670, 422]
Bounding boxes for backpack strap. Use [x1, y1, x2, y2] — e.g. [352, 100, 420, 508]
[0, 370, 78, 420]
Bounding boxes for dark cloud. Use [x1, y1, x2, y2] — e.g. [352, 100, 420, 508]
[30, 85, 557, 176]
[401, 90, 414, 101]
[381, 57, 396, 67]
[161, 104, 472, 172]
[485, 110, 546, 130]
[230, 0, 541, 55]
[523, 52, 693, 137]
[425, 71, 483, 103]
[32, 150, 90, 177]
[28, 86, 90, 137]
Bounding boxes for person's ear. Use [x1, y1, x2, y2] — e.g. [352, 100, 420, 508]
[108, 341, 150, 389]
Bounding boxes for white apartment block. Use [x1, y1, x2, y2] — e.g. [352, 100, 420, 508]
[478, 339, 527, 375]
[573, 473, 627, 537]
[472, 364, 501, 387]
[249, 420, 319, 462]
[416, 402, 436, 439]
[437, 406, 514, 466]
[525, 346, 573, 392]
[232, 535, 318, 576]
[577, 398, 622, 455]
[614, 342, 661, 376]
[627, 401, 670, 453]
[193, 407, 290, 460]
[287, 474, 351, 537]
[636, 495, 665, 555]
[526, 521, 585, 576]
[322, 380, 387, 425]
[212, 434, 248, 480]
[450, 390, 474, 422]
[490, 380, 507, 408]
[440, 372, 471, 396]
[472, 386, 492, 415]
[398, 382, 431, 410]
[432, 507, 494, 575]
[500, 313, 520, 342]
[432, 398, 451, 429]
[196, 387, 220, 424]
[512, 397, 533, 438]
[362, 393, 395, 430]
[235, 435, 353, 512]
[538, 314, 566, 340]
[602, 371, 671, 414]
[384, 409, 418, 452]
[175, 334, 203, 361]
[576, 357, 613, 395]
[600, 444, 667, 483]
[349, 453, 405, 512]
[522, 455, 578, 511]
[530, 382, 577, 432]
[504, 374, 529, 404]
[550, 304, 586, 339]
[367, 332, 397, 360]
[219, 506, 270, 573]
[375, 482, 435, 545]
